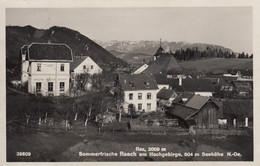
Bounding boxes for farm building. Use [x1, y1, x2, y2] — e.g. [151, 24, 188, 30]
[167, 94, 220, 129]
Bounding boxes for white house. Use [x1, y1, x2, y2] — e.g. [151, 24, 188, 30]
[70, 56, 102, 90]
[21, 43, 73, 96]
[117, 73, 159, 113]
[70, 56, 102, 75]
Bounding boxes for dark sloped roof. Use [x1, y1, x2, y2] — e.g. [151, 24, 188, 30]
[185, 95, 210, 110]
[168, 104, 198, 120]
[157, 89, 176, 100]
[154, 74, 170, 84]
[229, 68, 253, 77]
[223, 99, 253, 118]
[232, 81, 253, 92]
[118, 73, 158, 91]
[143, 54, 182, 74]
[28, 43, 73, 61]
[170, 78, 214, 92]
[240, 69, 253, 77]
[70, 56, 88, 71]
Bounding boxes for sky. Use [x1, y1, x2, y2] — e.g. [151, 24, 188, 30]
[6, 7, 252, 54]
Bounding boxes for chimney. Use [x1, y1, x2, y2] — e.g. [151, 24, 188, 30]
[178, 76, 182, 86]
[21, 53, 26, 61]
[182, 98, 188, 102]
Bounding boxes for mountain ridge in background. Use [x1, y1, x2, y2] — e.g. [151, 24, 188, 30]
[6, 25, 127, 73]
[95, 40, 233, 63]
[95, 40, 233, 55]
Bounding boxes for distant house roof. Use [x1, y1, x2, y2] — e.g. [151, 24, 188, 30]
[240, 69, 253, 77]
[26, 43, 73, 62]
[154, 74, 171, 84]
[154, 74, 214, 93]
[170, 78, 215, 92]
[157, 89, 176, 100]
[143, 54, 182, 74]
[232, 80, 253, 92]
[118, 73, 158, 91]
[228, 68, 253, 77]
[70, 56, 88, 71]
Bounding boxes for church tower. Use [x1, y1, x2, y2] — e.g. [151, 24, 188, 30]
[154, 39, 165, 61]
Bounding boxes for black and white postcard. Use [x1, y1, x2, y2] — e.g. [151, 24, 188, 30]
[1, 0, 259, 165]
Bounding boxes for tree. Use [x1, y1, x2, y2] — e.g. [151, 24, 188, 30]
[73, 73, 91, 91]
[114, 88, 125, 122]
[92, 73, 104, 91]
[55, 97, 74, 131]
[128, 104, 136, 119]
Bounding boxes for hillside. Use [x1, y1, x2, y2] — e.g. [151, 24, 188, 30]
[6, 25, 127, 75]
[96, 40, 233, 55]
[179, 58, 253, 73]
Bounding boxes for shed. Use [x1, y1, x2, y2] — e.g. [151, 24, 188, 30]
[167, 94, 220, 129]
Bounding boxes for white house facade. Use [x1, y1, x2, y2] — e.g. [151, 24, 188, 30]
[70, 56, 102, 90]
[70, 56, 102, 75]
[117, 73, 159, 113]
[123, 89, 158, 113]
[21, 43, 73, 96]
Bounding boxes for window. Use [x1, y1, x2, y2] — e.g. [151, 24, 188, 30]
[36, 82, 41, 92]
[147, 103, 151, 110]
[138, 93, 142, 100]
[37, 63, 41, 71]
[48, 82, 53, 92]
[138, 104, 142, 110]
[83, 65, 86, 69]
[129, 93, 133, 100]
[60, 64, 64, 72]
[60, 82, 65, 91]
[147, 93, 152, 99]
[91, 65, 94, 69]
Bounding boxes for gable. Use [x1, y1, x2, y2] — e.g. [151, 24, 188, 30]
[71, 56, 102, 72]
